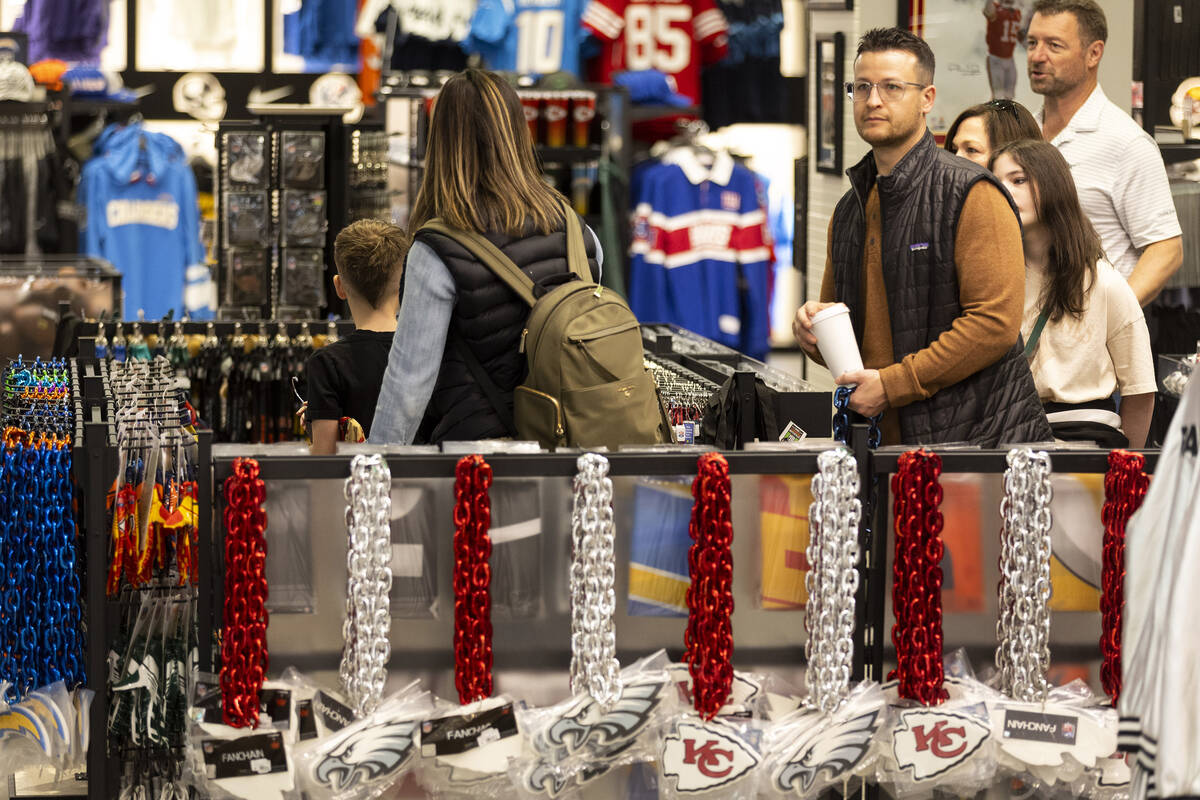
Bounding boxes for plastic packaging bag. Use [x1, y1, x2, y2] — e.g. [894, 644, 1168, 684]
[875, 673, 1001, 797]
[658, 715, 764, 798]
[666, 663, 768, 720]
[184, 674, 296, 800]
[414, 695, 525, 799]
[511, 650, 677, 798]
[290, 680, 432, 800]
[758, 681, 887, 798]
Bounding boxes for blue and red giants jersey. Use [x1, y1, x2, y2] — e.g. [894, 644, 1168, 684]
[628, 149, 771, 358]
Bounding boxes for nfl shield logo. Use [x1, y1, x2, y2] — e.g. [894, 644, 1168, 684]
[721, 191, 740, 210]
[1062, 721, 1075, 739]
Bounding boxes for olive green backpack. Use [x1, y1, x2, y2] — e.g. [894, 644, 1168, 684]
[420, 204, 673, 450]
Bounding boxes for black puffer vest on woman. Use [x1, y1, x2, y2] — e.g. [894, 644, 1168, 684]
[413, 222, 599, 444]
[831, 131, 1051, 447]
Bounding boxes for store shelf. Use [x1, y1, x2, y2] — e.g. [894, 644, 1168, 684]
[535, 144, 603, 160]
[1160, 141, 1200, 164]
[629, 103, 700, 122]
[212, 447, 833, 481]
[870, 446, 1160, 474]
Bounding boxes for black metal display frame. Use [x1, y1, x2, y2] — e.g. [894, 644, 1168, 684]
[59, 398, 1166, 797]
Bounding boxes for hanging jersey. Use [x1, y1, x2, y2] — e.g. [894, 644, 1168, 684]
[464, 0, 588, 75]
[628, 149, 771, 358]
[582, 0, 728, 105]
[984, 1, 1023, 59]
[285, 0, 360, 66]
[1120, 371, 1200, 799]
[79, 124, 212, 320]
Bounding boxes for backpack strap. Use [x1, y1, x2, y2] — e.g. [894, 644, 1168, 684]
[421, 199, 592, 303]
[420, 220, 538, 307]
[561, 201, 591, 282]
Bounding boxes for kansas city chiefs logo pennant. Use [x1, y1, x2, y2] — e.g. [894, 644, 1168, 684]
[892, 709, 990, 781]
[661, 718, 760, 793]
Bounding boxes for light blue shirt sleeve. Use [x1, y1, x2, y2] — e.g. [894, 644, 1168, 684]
[367, 226, 602, 445]
[368, 240, 456, 445]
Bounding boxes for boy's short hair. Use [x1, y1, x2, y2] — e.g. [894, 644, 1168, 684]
[333, 220, 410, 308]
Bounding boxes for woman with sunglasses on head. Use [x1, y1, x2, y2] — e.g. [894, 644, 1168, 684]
[946, 98, 1042, 167]
[366, 68, 603, 445]
[990, 138, 1155, 447]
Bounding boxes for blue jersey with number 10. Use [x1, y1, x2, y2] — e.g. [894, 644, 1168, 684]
[464, 0, 588, 76]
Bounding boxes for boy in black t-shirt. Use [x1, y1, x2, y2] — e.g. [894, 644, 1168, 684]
[303, 220, 409, 454]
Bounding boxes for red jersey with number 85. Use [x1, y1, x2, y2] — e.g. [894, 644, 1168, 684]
[582, 0, 728, 105]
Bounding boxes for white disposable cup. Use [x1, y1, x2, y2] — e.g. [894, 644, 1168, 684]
[810, 303, 863, 380]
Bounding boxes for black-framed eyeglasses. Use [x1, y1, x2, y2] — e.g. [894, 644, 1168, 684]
[845, 80, 927, 102]
[986, 98, 1020, 117]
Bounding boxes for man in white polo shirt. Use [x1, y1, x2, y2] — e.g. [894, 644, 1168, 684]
[1027, 0, 1182, 305]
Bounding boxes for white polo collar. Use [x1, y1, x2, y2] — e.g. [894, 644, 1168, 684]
[1039, 84, 1107, 144]
[662, 147, 735, 186]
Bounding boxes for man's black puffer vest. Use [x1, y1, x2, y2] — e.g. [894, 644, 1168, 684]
[831, 131, 1051, 447]
[412, 222, 599, 444]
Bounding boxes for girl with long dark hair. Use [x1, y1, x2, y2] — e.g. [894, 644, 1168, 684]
[990, 139, 1155, 447]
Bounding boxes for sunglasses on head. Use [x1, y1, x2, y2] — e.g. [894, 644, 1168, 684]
[986, 98, 1019, 117]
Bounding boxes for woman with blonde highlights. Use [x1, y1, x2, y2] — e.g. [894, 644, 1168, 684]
[369, 69, 603, 445]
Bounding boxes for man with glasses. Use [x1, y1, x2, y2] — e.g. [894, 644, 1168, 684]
[1027, 0, 1181, 305]
[794, 27, 1049, 447]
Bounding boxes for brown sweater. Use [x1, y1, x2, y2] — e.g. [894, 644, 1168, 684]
[819, 181, 1026, 445]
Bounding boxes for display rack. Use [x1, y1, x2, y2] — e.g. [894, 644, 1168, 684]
[215, 113, 388, 322]
[644, 322, 834, 442]
[40, 344, 1171, 797]
[70, 361, 216, 800]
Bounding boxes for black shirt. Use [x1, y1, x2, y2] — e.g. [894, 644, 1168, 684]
[304, 329, 394, 437]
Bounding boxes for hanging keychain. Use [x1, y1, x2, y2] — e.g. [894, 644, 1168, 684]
[659, 453, 763, 799]
[340, 454, 393, 717]
[761, 448, 886, 800]
[514, 455, 675, 798]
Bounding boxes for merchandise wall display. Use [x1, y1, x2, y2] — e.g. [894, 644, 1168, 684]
[76, 318, 354, 444]
[8, 319, 1200, 797]
[217, 117, 387, 320]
